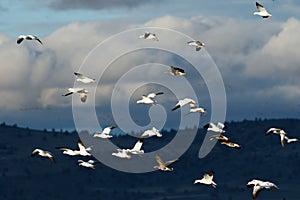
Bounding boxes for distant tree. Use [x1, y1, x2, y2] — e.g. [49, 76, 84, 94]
[0, 122, 6, 127]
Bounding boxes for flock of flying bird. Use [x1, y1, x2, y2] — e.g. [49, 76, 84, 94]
[16, 2, 297, 199]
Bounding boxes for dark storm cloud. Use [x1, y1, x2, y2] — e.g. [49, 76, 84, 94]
[48, 0, 162, 10]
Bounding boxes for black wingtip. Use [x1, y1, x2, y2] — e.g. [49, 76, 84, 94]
[172, 105, 180, 111]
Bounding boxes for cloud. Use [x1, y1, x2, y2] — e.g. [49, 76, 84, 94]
[1, 14, 300, 130]
[48, 0, 163, 10]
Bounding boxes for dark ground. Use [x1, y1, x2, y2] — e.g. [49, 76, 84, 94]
[0, 119, 299, 200]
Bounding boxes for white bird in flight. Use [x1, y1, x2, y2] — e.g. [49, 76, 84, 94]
[140, 127, 162, 138]
[194, 171, 217, 188]
[246, 179, 279, 199]
[63, 88, 88, 103]
[165, 66, 186, 76]
[153, 154, 178, 171]
[127, 139, 144, 155]
[78, 159, 96, 169]
[172, 98, 197, 111]
[266, 128, 298, 147]
[74, 72, 96, 84]
[17, 35, 43, 44]
[136, 92, 164, 106]
[203, 122, 226, 134]
[188, 102, 207, 116]
[253, 2, 272, 18]
[93, 125, 117, 139]
[31, 148, 55, 162]
[187, 40, 205, 51]
[112, 149, 131, 159]
[139, 32, 159, 41]
[57, 139, 92, 156]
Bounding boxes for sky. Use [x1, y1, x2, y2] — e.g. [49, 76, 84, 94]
[0, 0, 300, 131]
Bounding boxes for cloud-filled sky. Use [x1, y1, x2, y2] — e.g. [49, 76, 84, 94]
[0, 0, 300, 131]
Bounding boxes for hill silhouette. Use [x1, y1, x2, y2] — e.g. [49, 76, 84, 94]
[0, 119, 299, 200]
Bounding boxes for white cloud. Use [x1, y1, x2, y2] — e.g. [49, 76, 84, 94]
[0, 14, 300, 129]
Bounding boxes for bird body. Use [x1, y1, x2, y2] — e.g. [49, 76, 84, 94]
[153, 154, 178, 171]
[165, 66, 186, 76]
[128, 139, 144, 155]
[203, 122, 226, 133]
[247, 179, 279, 199]
[253, 2, 272, 18]
[140, 127, 162, 138]
[187, 40, 205, 51]
[136, 92, 163, 105]
[139, 32, 159, 41]
[112, 149, 131, 159]
[57, 139, 92, 156]
[31, 148, 55, 162]
[194, 171, 217, 188]
[93, 125, 117, 139]
[78, 160, 95, 169]
[172, 98, 197, 111]
[74, 72, 96, 84]
[266, 128, 299, 147]
[63, 88, 88, 103]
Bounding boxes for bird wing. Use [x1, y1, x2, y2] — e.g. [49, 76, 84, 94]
[78, 139, 87, 152]
[181, 98, 196, 106]
[147, 92, 164, 98]
[187, 41, 196, 45]
[155, 154, 165, 166]
[31, 149, 41, 156]
[256, 2, 267, 13]
[266, 128, 279, 135]
[203, 171, 214, 181]
[132, 139, 143, 151]
[171, 101, 181, 111]
[164, 158, 178, 167]
[171, 66, 185, 73]
[263, 181, 279, 190]
[35, 37, 43, 44]
[204, 122, 217, 130]
[17, 36, 24, 44]
[79, 93, 87, 102]
[217, 122, 225, 129]
[280, 133, 285, 147]
[74, 72, 85, 78]
[253, 185, 263, 199]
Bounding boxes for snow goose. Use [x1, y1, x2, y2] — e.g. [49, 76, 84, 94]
[138, 32, 159, 41]
[136, 92, 164, 105]
[220, 141, 241, 149]
[78, 159, 96, 169]
[31, 148, 55, 162]
[74, 72, 96, 84]
[17, 35, 43, 44]
[63, 88, 88, 103]
[128, 139, 144, 155]
[140, 127, 162, 138]
[93, 125, 117, 139]
[253, 2, 272, 18]
[266, 128, 299, 147]
[188, 102, 206, 116]
[153, 154, 178, 171]
[203, 122, 226, 133]
[172, 98, 196, 111]
[187, 41, 205, 51]
[194, 171, 217, 188]
[247, 179, 279, 199]
[165, 66, 186, 76]
[112, 149, 131, 159]
[57, 139, 92, 156]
